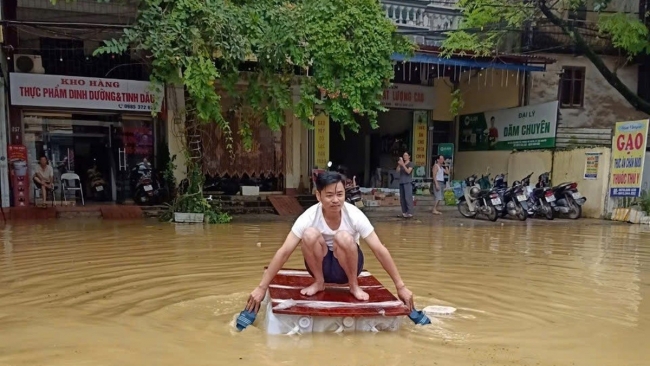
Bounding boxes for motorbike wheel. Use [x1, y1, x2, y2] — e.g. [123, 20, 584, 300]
[457, 198, 476, 218]
[486, 205, 498, 222]
[543, 202, 554, 220]
[134, 187, 152, 206]
[516, 202, 527, 221]
[566, 197, 582, 220]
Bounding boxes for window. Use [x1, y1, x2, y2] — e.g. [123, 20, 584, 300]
[559, 66, 585, 108]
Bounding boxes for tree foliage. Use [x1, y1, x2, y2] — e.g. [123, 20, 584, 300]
[442, 0, 650, 114]
[51, 0, 414, 148]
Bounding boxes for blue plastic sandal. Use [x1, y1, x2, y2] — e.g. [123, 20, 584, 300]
[236, 309, 257, 331]
[408, 309, 431, 325]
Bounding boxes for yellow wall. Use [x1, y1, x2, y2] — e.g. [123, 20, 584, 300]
[455, 148, 610, 218]
[451, 69, 523, 179]
[283, 109, 309, 191]
[165, 85, 188, 184]
[507, 150, 553, 184]
[551, 147, 611, 218]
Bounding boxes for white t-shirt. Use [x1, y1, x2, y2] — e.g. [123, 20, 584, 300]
[291, 202, 375, 249]
[34, 164, 54, 181]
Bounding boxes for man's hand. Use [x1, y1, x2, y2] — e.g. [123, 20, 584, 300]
[245, 286, 266, 314]
[397, 286, 414, 310]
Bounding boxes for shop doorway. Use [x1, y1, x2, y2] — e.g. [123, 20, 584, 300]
[46, 125, 113, 202]
[22, 114, 155, 204]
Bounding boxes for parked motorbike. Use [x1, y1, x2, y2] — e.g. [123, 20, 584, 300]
[537, 172, 586, 219]
[493, 173, 528, 221]
[130, 159, 165, 205]
[521, 172, 554, 220]
[326, 161, 362, 204]
[457, 174, 503, 222]
[87, 160, 109, 201]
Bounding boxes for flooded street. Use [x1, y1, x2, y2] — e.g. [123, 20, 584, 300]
[1, 217, 649, 366]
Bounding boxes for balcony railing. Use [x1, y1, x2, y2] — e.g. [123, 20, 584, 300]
[382, 0, 462, 46]
[382, 1, 430, 29]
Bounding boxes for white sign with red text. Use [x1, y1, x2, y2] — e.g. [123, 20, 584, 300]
[9, 73, 163, 113]
[381, 83, 435, 110]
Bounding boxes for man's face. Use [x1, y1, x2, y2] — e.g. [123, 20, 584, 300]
[438, 155, 445, 164]
[39, 157, 47, 166]
[317, 181, 345, 212]
[490, 118, 495, 127]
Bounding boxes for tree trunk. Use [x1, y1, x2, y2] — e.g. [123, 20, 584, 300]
[539, 1, 650, 115]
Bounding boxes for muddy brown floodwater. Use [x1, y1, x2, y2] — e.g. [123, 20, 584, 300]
[0, 218, 649, 366]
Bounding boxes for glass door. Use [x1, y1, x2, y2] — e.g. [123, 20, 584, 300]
[111, 118, 155, 204]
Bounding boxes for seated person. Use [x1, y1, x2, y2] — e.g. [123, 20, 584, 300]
[337, 166, 357, 188]
[33, 156, 54, 206]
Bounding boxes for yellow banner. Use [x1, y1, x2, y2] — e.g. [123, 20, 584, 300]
[313, 113, 330, 170]
[412, 111, 428, 168]
[609, 119, 648, 197]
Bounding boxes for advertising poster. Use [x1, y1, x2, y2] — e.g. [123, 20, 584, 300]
[609, 119, 648, 197]
[438, 143, 454, 182]
[583, 152, 600, 180]
[458, 101, 558, 151]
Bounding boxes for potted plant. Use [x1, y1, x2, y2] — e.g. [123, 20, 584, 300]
[159, 118, 231, 224]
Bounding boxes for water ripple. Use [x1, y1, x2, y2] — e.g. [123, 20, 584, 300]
[0, 218, 648, 366]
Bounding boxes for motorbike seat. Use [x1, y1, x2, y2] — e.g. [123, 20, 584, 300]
[532, 187, 547, 195]
[554, 182, 572, 190]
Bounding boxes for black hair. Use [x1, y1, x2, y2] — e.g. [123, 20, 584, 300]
[315, 171, 344, 191]
[490, 116, 495, 121]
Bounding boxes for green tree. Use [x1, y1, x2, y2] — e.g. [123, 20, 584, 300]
[52, 0, 414, 146]
[442, 0, 650, 114]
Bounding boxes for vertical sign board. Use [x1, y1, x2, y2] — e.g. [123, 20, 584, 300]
[412, 111, 428, 170]
[313, 113, 330, 170]
[8, 145, 30, 207]
[438, 143, 454, 182]
[609, 119, 649, 197]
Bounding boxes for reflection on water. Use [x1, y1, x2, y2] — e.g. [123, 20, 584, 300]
[1, 219, 649, 366]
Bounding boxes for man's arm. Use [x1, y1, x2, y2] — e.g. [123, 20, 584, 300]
[363, 231, 405, 290]
[256, 232, 301, 290]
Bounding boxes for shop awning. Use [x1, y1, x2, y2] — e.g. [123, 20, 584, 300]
[391, 52, 547, 72]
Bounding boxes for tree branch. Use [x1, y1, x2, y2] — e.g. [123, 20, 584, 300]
[538, 1, 650, 114]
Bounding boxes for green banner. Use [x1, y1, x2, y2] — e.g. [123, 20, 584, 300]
[458, 101, 558, 151]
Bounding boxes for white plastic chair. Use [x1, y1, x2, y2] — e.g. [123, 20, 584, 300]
[61, 173, 85, 206]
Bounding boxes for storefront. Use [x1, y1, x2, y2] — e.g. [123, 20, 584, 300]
[7, 72, 164, 206]
[322, 83, 436, 189]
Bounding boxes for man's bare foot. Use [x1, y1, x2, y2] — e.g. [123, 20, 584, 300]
[349, 285, 369, 301]
[432, 210, 442, 215]
[300, 281, 325, 296]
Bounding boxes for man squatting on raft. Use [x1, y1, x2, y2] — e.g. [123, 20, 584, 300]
[245, 171, 414, 313]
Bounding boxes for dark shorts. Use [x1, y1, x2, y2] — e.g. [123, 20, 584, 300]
[305, 245, 364, 284]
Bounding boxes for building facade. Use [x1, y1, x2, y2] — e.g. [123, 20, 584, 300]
[1, 0, 168, 207]
[525, 1, 649, 130]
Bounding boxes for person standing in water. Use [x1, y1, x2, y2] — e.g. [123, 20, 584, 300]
[431, 154, 449, 215]
[396, 152, 414, 218]
[244, 171, 415, 313]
